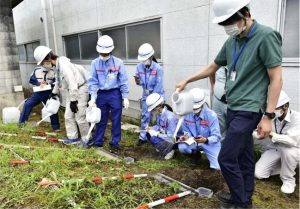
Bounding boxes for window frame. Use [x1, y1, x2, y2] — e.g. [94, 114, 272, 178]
[277, 0, 300, 67]
[62, 18, 162, 64]
[17, 40, 40, 64]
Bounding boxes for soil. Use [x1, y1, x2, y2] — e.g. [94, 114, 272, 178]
[121, 144, 163, 160]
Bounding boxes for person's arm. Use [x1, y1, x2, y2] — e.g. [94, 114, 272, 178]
[176, 62, 220, 92]
[118, 61, 129, 99]
[88, 60, 99, 101]
[206, 116, 221, 144]
[158, 117, 177, 141]
[209, 72, 216, 97]
[153, 68, 164, 95]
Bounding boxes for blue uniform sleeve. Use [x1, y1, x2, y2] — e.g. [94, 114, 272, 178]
[135, 66, 142, 86]
[88, 60, 99, 100]
[29, 70, 40, 86]
[153, 67, 164, 96]
[207, 114, 221, 144]
[118, 61, 129, 99]
[182, 120, 192, 137]
[158, 116, 177, 141]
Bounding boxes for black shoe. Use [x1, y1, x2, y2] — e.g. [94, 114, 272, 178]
[136, 139, 147, 146]
[217, 192, 234, 204]
[109, 146, 120, 154]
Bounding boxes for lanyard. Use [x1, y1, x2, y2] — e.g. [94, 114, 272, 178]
[144, 67, 153, 90]
[232, 22, 257, 72]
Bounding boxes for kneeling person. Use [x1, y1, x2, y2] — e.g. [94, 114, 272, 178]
[145, 93, 178, 160]
[178, 88, 221, 169]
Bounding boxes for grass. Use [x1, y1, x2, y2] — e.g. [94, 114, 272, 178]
[0, 113, 299, 208]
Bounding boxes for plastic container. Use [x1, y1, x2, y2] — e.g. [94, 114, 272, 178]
[196, 187, 213, 198]
[2, 99, 27, 124]
[45, 98, 60, 114]
[41, 102, 51, 123]
[86, 106, 101, 124]
[171, 90, 194, 116]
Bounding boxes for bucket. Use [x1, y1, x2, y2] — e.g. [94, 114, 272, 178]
[86, 106, 101, 124]
[171, 89, 194, 116]
[45, 98, 60, 114]
[41, 102, 51, 123]
[2, 99, 27, 124]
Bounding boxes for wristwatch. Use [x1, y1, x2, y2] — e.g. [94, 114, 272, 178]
[264, 112, 276, 120]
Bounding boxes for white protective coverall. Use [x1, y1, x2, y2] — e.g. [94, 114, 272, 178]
[52, 56, 90, 140]
[254, 109, 300, 193]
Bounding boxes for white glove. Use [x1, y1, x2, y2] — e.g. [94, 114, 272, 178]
[149, 129, 160, 137]
[88, 98, 96, 107]
[123, 98, 129, 109]
[252, 130, 260, 139]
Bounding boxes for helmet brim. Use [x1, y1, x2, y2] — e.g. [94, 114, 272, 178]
[147, 97, 164, 112]
[138, 50, 154, 61]
[96, 45, 114, 54]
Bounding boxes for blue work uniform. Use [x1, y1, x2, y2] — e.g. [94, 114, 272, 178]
[135, 61, 164, 141]
[88, 56, 129, 148]
[178, 106, 221, 169]
[19, 66, 60, 130]
[147, 107, 178, 156]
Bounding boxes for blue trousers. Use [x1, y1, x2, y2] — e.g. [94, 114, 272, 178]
[178, 142, 221, 169]
[139, 98, 151, 141]
[147, 135, 173, 157]
[218, 109, 262, 207]
[94, 89, 122, 148]
[19, 91, 60, 130]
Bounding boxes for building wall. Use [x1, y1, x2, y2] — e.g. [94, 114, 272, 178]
[0, 0, 24, 115]
[12, 0, 300, 118]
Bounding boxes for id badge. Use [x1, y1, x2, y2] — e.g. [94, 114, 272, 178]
[107, 73, 115, 80]
[230, 71, 236, 81]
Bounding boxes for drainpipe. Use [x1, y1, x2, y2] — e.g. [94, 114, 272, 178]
[41, 0, 50, 47]
[49, 0, 58, 53]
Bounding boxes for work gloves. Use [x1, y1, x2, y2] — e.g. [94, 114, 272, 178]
[123, 98, 129, 109]
[88, 98, 96, 107]
[148, 129, 160, 137]
[70, 101, 78, 113]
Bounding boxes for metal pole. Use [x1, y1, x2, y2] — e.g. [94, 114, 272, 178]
[41, 0, 50, 46]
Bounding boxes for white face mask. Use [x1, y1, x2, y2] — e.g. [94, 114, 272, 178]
[224, 23, 246, 36]
[100, 55, 110, 61]
[43, 63, 52, 69]
[274, 109, 284, 118]
[143, 59, 151, 66]
[193, 107, 202, 114]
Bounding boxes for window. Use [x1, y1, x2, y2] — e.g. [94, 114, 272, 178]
[17, 41, 40, 62]
[102, 27, 126, 59]
[80, 32, 99, 60]
[280, 0, 299, 60]
[17, 45, 26, 61]
[63, 19, 161, 61]
[64, 35, 80, 60]
[127, 21, 161, 60]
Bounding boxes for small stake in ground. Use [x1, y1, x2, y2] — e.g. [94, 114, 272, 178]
[38, 174, 148, 186]
[0, 132, 65, 143]
[136, 191, 192, 209]
[8, 148, 43, 165]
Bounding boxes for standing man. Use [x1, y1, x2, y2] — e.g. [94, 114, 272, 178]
[88, 35, 129, 154]
[176, 0, 282, 208]
[34, 46, 90, 147]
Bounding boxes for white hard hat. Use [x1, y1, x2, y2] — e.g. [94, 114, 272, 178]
[138, 43, 155, 61]
[34, 46, 52, 65]
[96, 35, 114, 53]
[146, 93, 164, 112]
[212, 0, 250, 24]
[190, 88, 206, 109]
[276, 90, 290, 108]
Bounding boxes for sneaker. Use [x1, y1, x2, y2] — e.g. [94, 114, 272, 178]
[217, 192, 234, 204]
[63, 138, 81, 145]
[109, 146, 120, 154]
[137, 139, 147, 146]
[281, 182, 295, 194]
[164, 150, 175, 160]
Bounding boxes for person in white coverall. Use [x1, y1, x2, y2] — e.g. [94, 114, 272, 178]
[34, 46, 90, 147]
[254, 90, 300, 194]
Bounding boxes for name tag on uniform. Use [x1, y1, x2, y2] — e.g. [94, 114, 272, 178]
[107, 73, 115, 79]
[230, 71, 236, 81]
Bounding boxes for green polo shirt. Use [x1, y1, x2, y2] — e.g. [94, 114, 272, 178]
[214, 20, 282, 113]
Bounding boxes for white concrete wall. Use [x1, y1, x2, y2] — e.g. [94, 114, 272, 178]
[13, 0, 300, 116]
